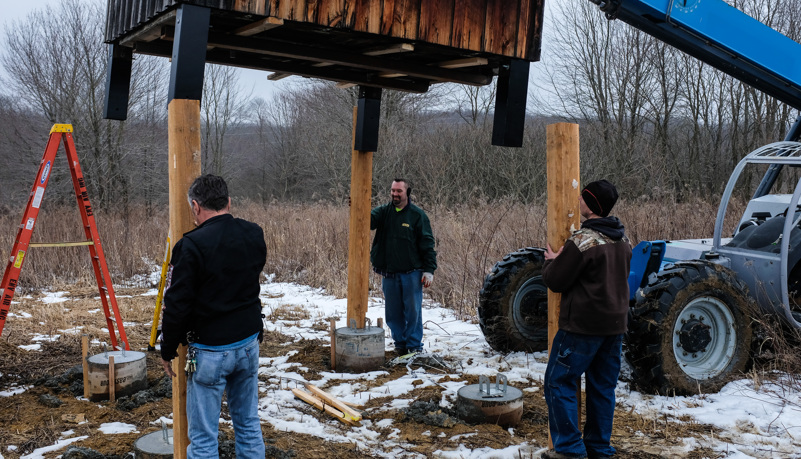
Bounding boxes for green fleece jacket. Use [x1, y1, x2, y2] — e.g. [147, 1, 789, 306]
[370, 202, 437, 274]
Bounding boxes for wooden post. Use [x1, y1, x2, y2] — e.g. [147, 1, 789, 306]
[108, 355, 116, 402]
[330, 318, 337, 371]
[168, 98, 202, 459]
[81, 334, 90, 399]
[546, 123, 581, 447]
[346, 107, 373, 329]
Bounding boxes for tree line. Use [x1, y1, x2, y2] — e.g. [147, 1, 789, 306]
[0, 0, 798, 214]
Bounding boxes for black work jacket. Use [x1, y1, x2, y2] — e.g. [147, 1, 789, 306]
[161, 214, 266, 360]
[370, 202, 437, 274]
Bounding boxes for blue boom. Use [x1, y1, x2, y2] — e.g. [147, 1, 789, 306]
[592, 0, 801, 111]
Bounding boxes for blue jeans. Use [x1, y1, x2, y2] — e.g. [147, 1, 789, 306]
[382, 270, 424, 351]
[186, 337, 264, 459]
[544, 330, 622, 458]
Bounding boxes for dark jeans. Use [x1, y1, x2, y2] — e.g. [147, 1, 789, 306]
[544, 330, 623, 457]
[382, 270, 424, 352]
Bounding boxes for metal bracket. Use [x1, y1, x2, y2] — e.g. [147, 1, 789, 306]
[478, 374, 508, 398]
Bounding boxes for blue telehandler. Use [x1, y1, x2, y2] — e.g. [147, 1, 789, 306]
[478, 0, 801, 395]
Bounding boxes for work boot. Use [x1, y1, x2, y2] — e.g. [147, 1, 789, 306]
[541, 450, 587, 459]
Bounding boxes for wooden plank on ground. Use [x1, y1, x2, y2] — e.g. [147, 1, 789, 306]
[305, 383, 363, 421]
[291, 388, 361, 426]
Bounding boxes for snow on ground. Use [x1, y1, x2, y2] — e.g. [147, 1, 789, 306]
[6, 280, 801, 458]
[253, 282, 801, 458]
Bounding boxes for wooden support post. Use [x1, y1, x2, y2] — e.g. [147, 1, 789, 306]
[330, 318, 337, 371]
[81, 335, 90, 399]
[346, 107, 374, 329]
[108, 355, 116, 402]
[546, 123, 581, 447]
[168, 98, 202, 459]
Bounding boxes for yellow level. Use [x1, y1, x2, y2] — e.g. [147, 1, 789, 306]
[29, 241, 93, 247]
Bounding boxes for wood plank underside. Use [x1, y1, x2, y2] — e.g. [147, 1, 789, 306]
[106, 0, 543, 59]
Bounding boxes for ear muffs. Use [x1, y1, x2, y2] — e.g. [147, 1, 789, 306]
[407, 186, 412, 198]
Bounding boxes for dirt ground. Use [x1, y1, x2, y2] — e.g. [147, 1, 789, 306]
[0, 288, 726, 458]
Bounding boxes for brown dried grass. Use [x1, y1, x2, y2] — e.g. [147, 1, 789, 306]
[0, 197, 738, 313]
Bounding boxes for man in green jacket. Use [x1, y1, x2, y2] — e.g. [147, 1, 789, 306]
[371, 178, 437, 356]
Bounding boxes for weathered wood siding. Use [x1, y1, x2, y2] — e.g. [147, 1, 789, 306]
[105, 0, 543, 60]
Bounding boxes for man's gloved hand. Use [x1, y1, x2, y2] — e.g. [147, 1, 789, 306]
[422, 272, 433, 288]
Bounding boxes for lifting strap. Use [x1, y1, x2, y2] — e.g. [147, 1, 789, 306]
[0, 124, 130, 350]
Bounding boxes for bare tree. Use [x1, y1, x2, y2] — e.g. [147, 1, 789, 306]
[201, 64, 251, 176]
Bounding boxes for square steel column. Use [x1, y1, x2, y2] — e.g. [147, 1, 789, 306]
[492, 59, 530, 148]
[168, 4, 210, 102]
[103, 44, 133, 121]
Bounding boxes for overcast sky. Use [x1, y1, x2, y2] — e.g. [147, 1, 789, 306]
[0, 0, 284, 101]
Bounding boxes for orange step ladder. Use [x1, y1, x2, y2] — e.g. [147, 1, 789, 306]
[0, 124, 129, 350]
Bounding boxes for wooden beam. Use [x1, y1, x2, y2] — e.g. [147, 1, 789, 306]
[134, 41, 432, 93]
[119, 9, 177, 46]
[438, 57, 488, 69]
[234, 16, 284, 36]
[336, 82, 357, 89]
[315, 44, 415, 68]
[168, 98, 203, 459]
[172, 30, 493, 86]
[362, 43, 415, 56]
[379, 57, 489, 79]
[267, 72, 291, 81]
[546, 122, 580, 449]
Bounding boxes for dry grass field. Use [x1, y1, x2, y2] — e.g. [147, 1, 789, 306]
[0, 197, 738, 317]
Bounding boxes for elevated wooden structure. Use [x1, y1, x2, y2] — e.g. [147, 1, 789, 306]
[104, 0, 544, 146]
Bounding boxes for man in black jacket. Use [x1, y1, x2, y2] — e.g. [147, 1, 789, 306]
[371, 178, 437, 356]
[161, 174, 266, 459]
[541, 179, 632, 459]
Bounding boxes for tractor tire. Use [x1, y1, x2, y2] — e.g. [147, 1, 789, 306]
[626, 260, 754, 395]
[478, 247, 549, 352]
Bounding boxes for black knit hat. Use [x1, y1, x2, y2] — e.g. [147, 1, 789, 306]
[582, 180, 618, 217]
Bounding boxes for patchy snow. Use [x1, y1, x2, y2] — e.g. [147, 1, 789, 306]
[98, 422, 138, 434]
[39, 291, 69, 304]
[31, 333, 60, 342]
[18, 436, 87, 459]
[17, 344, 42, 352]
[5, 280, 801, 458]
[0, 385, 31, 397]
[252, 282, 801, 458]
[7, 311, 31, 318]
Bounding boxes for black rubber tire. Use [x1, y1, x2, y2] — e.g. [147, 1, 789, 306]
[626, 260, 754, 395]
[478, 247, 549, 352]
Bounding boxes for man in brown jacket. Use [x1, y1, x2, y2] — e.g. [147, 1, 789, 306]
[540, 179, 632, 459]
